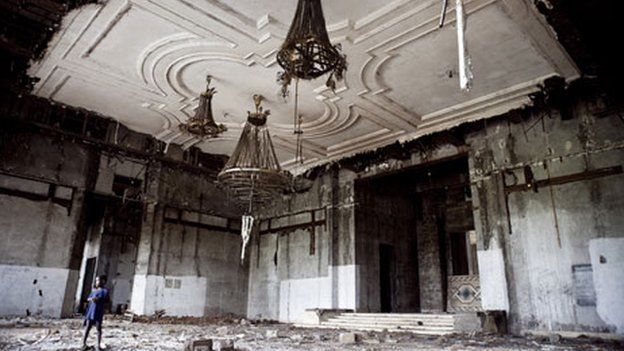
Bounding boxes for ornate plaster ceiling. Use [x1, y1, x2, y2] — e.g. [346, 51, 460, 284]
[29, 0, 578, 170]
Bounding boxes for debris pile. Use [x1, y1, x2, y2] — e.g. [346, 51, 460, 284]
[0, 316, 621, 351]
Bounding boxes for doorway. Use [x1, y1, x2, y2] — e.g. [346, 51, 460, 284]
[75, 185, 142, 315]
[355, 155, 477, 313]
[78, 257, 97, 313]
[355, 174, 420, 313]
[379, 244, 395, 312]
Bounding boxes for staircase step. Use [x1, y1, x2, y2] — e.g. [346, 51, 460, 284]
[311, 323, 454, 335]
[329, 315, 456, 321]
[322, 322, 454, 331]
[298, 312, 468, 336]
[327, 317, 455, 327]
[342, 313, 455, 320]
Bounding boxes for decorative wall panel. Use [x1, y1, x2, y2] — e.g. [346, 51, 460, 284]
[448, 275, 483, 312]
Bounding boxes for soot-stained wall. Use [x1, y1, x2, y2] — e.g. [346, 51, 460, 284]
[0, 127, 95, 317]
[0, 96, 244, 318]
[128, 165, 248, 317]
[247, 170, 358, 323]
[467, 93, 624, 334]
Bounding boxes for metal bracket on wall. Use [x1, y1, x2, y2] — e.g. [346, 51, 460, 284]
[0, 171, 74, 213]
[504, 165, 623, 194]
[161, 205, 240, 235]
[502, 165, 623, 235]
[259, 206, 327, 236]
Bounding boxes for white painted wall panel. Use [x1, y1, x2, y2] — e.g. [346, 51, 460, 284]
[277, 265, 358, 323]
[0, 264, 76, 318]
[477, 249, 510, 311]
[333, 265, 358, 310]
[130, 275, 207, 317]
[279, 276, 332, 323]
[590, 238, 624, 335]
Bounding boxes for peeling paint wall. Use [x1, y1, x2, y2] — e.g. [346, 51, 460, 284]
[253, 90, 623, 336]
[247, 170, 358, 323]
[247, 144, 474, 322]
[0, 131, 92, 317]
[1, 105, 240, 318]
[467, 96, 624, 334]
[129, 168, 248, 317]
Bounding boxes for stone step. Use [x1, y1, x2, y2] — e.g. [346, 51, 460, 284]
[341, 313, 455, 320]
[322, 321, 455, 330]
[312, 323, 454, 335]
[296, 312, 470, 336]
[323, 321, 455, 331]
[325, 318, 455, 327]
[330, 313, 455, 320]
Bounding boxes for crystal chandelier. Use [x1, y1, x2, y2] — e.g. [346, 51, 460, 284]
[218, 95, 291, 206]
[219, 95, 291, 262]
[277, 0, 346, 91]
[179, 76, 227, 137]
[276, 0, 347, 164]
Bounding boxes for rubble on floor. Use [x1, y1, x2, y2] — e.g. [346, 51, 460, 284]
[0, 316, 621, 351]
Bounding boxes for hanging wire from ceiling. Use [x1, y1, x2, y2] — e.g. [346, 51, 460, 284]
[439, 0, 474, 91]
[439, 0, 449, 27]
[455, 0, 474, 91]
[292, 78, 304, 164]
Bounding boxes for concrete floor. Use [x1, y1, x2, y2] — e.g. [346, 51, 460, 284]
[0, 317, 621, 351]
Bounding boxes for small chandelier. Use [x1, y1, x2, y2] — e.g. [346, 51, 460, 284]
[179, 75, 227, 138]
[218, 95, 291, 206]
[277, 0, 347, 94]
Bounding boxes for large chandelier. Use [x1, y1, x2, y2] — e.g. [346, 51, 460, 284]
[179, 76, 227, 137]
[276, 0, 347, 164]
[277, 0, 347, 93]
[219, 95, 291, 262]
[218, 95, 291, 207]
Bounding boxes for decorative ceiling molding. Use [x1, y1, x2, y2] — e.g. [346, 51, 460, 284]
[29, 0, 579, 170]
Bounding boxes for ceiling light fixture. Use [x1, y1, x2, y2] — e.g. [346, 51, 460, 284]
[218, 95, 291, 262]
[218, 94, 290, 207]
[179, 75, 227, 138]
[277, 0, 348, 164]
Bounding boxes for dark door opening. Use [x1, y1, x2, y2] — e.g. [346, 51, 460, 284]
[79, 257, 97, 313]
[355, 155, 473, 313]
[451, 232, 470, 275]
[379, 244, 395, 312]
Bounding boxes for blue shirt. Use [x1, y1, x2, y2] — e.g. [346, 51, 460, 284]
[85, 287, 109, 322]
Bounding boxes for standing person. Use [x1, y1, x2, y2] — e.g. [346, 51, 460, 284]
[82, 275, 109, 351]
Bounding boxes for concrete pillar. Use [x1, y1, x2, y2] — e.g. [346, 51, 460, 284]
[129, 163, 162, 316]
[329, 169, 358, 310]
[129, 203, 166, 316]
[469, 144, 511, 315]
[60, 189, 89, 317]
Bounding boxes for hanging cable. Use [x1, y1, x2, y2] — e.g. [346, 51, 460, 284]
[296, 115, 303, 164]
[439, 0, 448, 27]
[456, 0, 474, 91]
[293, 78, 299, 131]
[292, 78, 304, 164]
